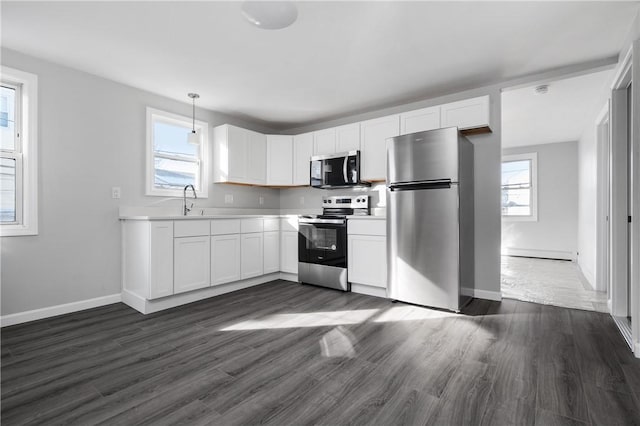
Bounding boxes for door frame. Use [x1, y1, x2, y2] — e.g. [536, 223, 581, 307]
[596, 103, 610, 296]
[610, 43, 639, 356]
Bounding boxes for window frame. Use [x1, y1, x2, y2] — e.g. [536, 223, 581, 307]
[145, 107, 209, 198]
[0, 66, 38, 237]
[501, 152, 538, 222]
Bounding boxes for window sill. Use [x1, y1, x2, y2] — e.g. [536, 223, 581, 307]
[502, 215, 538, 223]
[146, 188, 209, 199]
[1, 224, 38, 237]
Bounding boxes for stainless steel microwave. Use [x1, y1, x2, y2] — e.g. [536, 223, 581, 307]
[310, 151, 370, 189]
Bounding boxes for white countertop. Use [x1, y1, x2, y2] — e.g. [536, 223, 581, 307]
[120, 214, 297, 221]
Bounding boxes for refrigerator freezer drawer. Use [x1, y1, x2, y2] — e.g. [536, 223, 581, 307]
[387, 185, 461, 311]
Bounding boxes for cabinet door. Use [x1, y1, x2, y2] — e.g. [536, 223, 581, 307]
[263, 231, 280, 274]
[266, 135, 293, 186]
[313, 128, 336, 155]
[149, 221, 174, 299]
[280, 231, 298, 274]
[293, 133, 313, 186]
[247, 131, 266, 184]
[440, 95, 490, 130]
[400, 106, 441, 135]
[335, 123, 360, 152]
[227, 125, 248, 183]
[348, 235, 387, 288]
[360, 115, 400, 181]
[174, 236, 211, 294]
[241, 233, 264, 279]
[211, 234, 241, 286]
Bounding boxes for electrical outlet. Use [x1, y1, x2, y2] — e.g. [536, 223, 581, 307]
[111, 187, 121, 199]
[299, 196, 305, 205]
[259, 196, 264, 205]
[224, 194, 234, 204]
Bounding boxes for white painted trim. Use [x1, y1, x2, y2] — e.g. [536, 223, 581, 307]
[612, 315, 633, 351]
[351, 283, 387, 298]
[501, 247, 575, 261]
[0, 66, 38, 237]
[501, 152, 538, 222]
[278, 272, 298, 283]
[635, 342, 640, 359]
[472, 288, 503, 302]
[611, 46, 633, 90]
[145, 107, 209, 198]
[1, 294, 122, 327]
[595, 102, 611, 294]
[125, 273, 283, 314]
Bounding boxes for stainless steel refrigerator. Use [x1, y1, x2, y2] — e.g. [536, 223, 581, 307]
[386, 127, 475, 312]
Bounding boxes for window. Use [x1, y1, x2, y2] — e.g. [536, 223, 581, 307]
[501, 152, 537, 221]
[146, 108, 209, 197]
[0, 66, 38, 237]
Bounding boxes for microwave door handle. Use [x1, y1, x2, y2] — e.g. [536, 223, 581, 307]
[343, 157, 348, 183]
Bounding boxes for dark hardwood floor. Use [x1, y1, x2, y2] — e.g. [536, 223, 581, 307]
[2, 280, 640, 425]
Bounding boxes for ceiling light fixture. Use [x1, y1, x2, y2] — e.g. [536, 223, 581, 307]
[187, 93, 201, 145]
[534, 84, 549, 95]
[241, 1, 298, 30]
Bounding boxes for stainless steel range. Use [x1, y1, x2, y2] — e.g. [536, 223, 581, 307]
[298, 195, 370, 291]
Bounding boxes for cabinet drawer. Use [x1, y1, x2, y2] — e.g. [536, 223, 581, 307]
[174, 220, 210, 237]
[211, 219, 241, 235]
[280, 217, 299, 232]
[348, 219, 386, 236]
[241, 218, 264, 233]
[263, 218, 280, 232]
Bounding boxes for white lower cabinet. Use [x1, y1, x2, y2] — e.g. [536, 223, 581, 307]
[149, 221, 174, 299]
[174, 236, 211, 294]
[280, 231, 298, 274]
[241, 233, 264, 279]
[348, 235, 387, 288]
[211, 234, 241, 285]
[263, 231, 280, 274]
[347, 219, 387, 290]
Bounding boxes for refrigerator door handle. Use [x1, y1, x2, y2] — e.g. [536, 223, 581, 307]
[389, 179, 453, 191]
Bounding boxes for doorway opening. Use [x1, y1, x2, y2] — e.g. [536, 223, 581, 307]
[500, 69, 613, 312]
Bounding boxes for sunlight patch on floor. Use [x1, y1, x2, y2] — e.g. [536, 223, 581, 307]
[219, 309, 380, 330]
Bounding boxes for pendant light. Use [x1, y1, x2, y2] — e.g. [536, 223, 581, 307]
[187, 93, 201, 145]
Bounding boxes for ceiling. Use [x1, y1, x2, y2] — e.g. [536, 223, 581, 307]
[2, 1, 638, 129]
[502, 69, 613, 148]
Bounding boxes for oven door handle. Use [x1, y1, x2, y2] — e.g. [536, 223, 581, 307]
[299, 218, 346, 225]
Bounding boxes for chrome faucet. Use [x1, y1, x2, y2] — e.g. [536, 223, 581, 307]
[183, 184, 197, 216]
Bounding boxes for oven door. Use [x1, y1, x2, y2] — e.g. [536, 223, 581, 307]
[298, 220, 347, 268]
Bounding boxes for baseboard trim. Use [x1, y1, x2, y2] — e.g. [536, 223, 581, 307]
[351, 283, 387, 298]
[502, 247, 575, 261]
[612, 315, 634, 352]
[124, 273, 288, 314]
[1, 293, 122, 327]
[473, 289, 502, 302]
[635, 342, 640, 359]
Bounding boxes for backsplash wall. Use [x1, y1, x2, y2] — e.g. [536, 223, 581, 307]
[279, 184, 387, 214]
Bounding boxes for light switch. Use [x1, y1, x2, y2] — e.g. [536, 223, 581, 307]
[112, 187, 121, 199]
[259, 196, 264, 205]
[224, 194, 234, 204]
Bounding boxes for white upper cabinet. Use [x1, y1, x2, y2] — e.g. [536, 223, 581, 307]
[266, 135, 293, 186]
[313, 128, 336, 156]
[440, 95, 490, 131]
[335, 123, 360, 153]
[247, 130, 266, 184]
[293, 132, 313, 186]
[214, 124, 265, 185]
[360, 114, 400, 181]
[400, 106, 441, 135]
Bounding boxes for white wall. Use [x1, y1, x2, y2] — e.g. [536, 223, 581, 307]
[282, 88, 503, 298]
[501, 141, 578, 261]
[0, 48, 280, 316]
